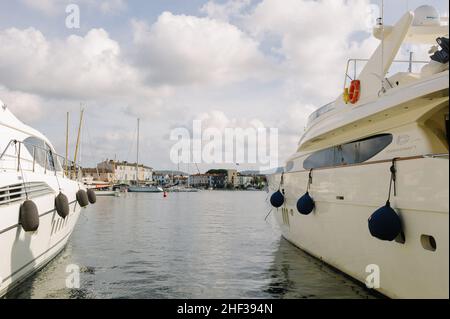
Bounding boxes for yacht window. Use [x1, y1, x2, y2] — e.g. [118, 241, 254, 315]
[23, 137, 62, 171]
[357, 134, 393, 163]
[303, 148, 337, 169]
[303, 134, 393, 169]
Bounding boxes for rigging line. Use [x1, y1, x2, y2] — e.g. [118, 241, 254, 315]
[264, 208, 273, 222]
[15, 142, 29, 200]
[53, 151, 62, 192]
[387, 158, 398, 204]
[194, 162, 201, 174]
[307, 169, 313, 192]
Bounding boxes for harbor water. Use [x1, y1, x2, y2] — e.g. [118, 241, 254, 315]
[6, 191, 378, 299]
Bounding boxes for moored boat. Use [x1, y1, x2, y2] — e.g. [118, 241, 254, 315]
[128, 185, 164, 193]
[0, 101, 95, 297]
[267, 5, 449, 299]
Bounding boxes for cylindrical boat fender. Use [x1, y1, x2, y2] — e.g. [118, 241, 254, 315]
[368, 201, 402, 241]
[55, 192, 70, 219]
[76, 189, 89, 208]
[296, 192, 315, 215]
[87, 188, 97, 204]
[20, 200, 39, 232]
[270, 190, 284, 208]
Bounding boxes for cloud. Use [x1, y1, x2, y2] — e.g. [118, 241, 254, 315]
[0, 86, 45, 122]
[131, 12, 271, 86]
[200, 0, 253, 22]
[1, 0, 390, 169]
[0, 27, 148, 100]
[194, 110, 265, 131]
[245, 0, 378, 104]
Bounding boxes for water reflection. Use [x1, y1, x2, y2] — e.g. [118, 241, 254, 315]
[265, 238, 377, 299]
[6, 192, 378, 299]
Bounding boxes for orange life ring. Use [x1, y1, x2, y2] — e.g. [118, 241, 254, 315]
[348, 80, 361, 104]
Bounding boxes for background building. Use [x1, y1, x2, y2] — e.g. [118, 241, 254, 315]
[84, 160, 153, 184]
[188, 174, 210, 188]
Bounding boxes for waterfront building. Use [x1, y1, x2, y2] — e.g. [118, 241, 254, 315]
[227, 169, 239, 187]
[188, 174, 210, 188]
[94, 160, 153, 184]
[209, 174, 227, 189]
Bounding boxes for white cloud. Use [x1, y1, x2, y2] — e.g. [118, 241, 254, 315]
[1, 1, 390, 169]
[245, 0, 378, 103]
[132, 12, 271, 86]
[194, 110, 265, 131]
[0, 86, 45, 122]
[0, 27, 148, 99]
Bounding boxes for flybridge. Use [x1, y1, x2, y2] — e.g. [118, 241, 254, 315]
[304, 5, 449, 134]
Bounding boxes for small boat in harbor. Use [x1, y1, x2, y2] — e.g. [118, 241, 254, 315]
[166, 186, 199, 193]
[0, 102, 95, 297]
[268, 5, 448, 299]
[127, 118, 164, 194]
[128, 185, 164, 193]
[94, 188, 120, 197]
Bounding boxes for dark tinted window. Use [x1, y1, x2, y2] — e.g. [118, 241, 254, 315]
[23, 137, 62, 171]
[303, 134, 393, 169]
[303, 148, 336, 170]
[357, 134, 393, 162]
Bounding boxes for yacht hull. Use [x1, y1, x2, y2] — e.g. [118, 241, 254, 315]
[268, 156, 449, 299]
[0, 173, 83, 298]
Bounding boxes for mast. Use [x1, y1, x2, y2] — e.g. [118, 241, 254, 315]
[65, 111, 69, 176]
[380, 0, 385, 91]
[136, 118, 140, 184]
[73, 107, 84, 178]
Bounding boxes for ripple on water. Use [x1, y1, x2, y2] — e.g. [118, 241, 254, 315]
[6, 191, 379, 299]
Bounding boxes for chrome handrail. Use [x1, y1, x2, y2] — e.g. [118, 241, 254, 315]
[343, 58, 430, 90]
[0, 139, 83, 181]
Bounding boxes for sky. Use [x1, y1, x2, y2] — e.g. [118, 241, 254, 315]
[0, 0, 448, 173]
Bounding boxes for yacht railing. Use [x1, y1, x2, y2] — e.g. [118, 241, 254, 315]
[307, 58, 431, 127]
[0, 139, 83, 181]
[343, 58, 430, 90]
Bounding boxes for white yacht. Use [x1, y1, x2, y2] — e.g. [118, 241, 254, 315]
[0, 101, 95, 297]
[268, 6, 449, 299]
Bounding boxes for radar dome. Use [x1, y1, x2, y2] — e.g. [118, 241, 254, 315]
[413, 5, 440, 26]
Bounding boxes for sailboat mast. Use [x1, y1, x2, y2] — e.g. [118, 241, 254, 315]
[136, 118, 140, 184]
[65, 111, 69, 176]
[73, 107, 84, 178]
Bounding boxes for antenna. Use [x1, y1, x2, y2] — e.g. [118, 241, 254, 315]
[380, 0, 385, 91]
[136, 118, 140, 183]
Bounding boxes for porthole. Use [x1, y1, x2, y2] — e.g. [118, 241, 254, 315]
[395, 231, 406, 244]
[421, 235, 437, 252]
